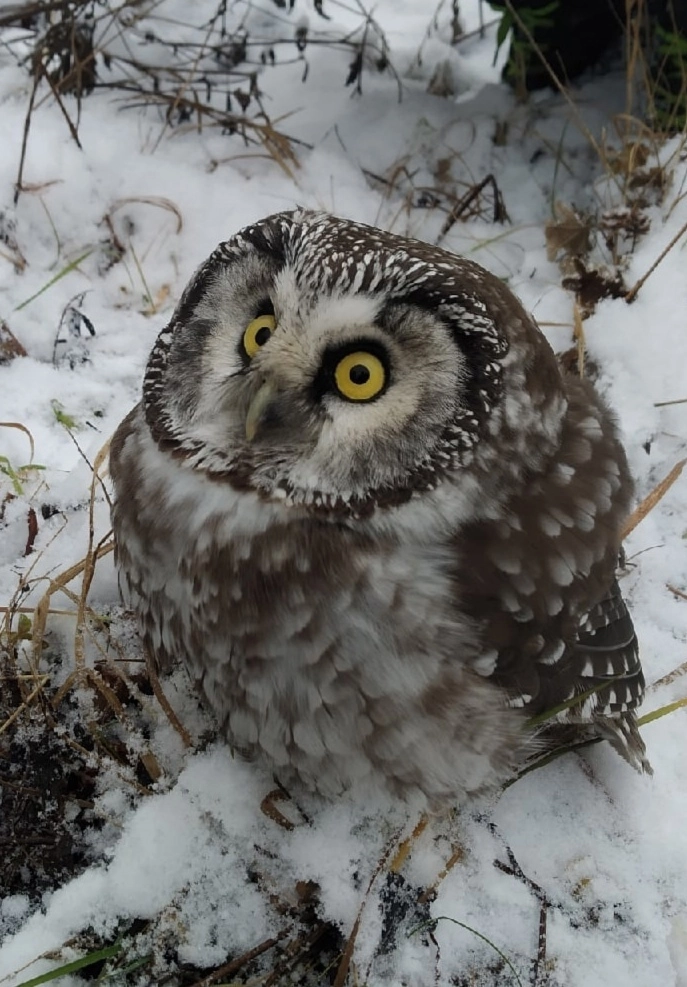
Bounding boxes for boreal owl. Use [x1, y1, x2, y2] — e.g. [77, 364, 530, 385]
[110, 210, 650, 807]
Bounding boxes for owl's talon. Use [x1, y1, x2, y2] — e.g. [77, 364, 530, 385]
[260, 788, 298, 830]
[389, 814, 430, 874]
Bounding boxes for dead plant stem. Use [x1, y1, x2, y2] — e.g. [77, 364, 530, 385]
[625, 218, 687, 302]
[0, 676, 50, 736]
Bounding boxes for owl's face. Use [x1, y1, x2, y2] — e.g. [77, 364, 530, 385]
[144, 211, 566, 516]
[173, 262, 467, 505]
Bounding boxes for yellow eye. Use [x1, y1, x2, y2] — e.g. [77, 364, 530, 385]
[243, 314, 276, 358]
[334, 351, 387, 402]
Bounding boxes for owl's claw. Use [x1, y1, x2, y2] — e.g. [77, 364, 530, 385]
[389, 814, 430, 873]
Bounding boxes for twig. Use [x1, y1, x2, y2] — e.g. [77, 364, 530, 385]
[648, 653, 687, 691]
[0, 0, 88, 29]
[533, 902, 548, 987]
[263, 924, 333, 986]
[625, 218, 687, 303]
[24, 507, 38, 556]
[417, 844, 465, 905]
[437, 174, 508, 243]
[152, 5, 219, 153]
[71, 442, 112, 670]
[31, 540, 114, 666]
[573, 301, 585, 378]
[654, 397, 687, 407]
[490, 823, 551, 987]
[622, 459, 687, 539]
[501, 0, 608, 167]
[0, 675, 50, 736]
[144, 642, 192, 747]
[42, 64, 83, 150]
[188, 932, 287, 987]
[333, 827, 404, 987]
[14, 69, 39, 203]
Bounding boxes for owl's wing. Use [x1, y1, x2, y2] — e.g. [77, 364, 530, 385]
[559, 578, 652, 773]
[458, 510, 652, 773]
[573, 578, 645, 715]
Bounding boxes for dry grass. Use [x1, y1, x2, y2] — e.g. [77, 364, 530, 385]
[488, 0, 687, 333]
[0, 0, 403, 199]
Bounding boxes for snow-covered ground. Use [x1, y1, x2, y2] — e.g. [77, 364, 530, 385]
[1, 2, 686, 984]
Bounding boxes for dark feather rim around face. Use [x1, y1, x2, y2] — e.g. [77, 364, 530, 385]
[142, 210, 510, 515]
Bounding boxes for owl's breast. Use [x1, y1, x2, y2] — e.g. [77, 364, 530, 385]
[111, 406, 521, 801]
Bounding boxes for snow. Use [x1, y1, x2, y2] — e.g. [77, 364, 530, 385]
[1, 1, 687, 984]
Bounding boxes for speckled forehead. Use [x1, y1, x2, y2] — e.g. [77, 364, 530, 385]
[211, 211, 510, 361]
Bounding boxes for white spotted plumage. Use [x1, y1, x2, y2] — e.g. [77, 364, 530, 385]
[110, 209, 651, 807]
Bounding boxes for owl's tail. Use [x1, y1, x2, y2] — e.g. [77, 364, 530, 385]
[537, 713, 653, 776]
[594, 713, 653, 776]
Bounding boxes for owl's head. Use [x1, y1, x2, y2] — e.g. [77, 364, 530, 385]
[143, 211, 566, 518]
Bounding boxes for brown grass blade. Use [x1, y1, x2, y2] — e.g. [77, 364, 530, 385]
[110, 196, 183, 233]
[622, 459, 687, 539]
[0, 421, 36, 462]
[145, 642, 192, 748]
[625, 218, 687, 303]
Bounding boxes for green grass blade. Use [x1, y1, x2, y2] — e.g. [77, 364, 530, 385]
[408, 915, 524, 987]
[638, 695, 687, 726]
[14, 944, 122, 987]
[526, 676, 624, 729]
[506, 738, 602, 787]
[14, 250, 93, 312]
[96, 952, 152, 983]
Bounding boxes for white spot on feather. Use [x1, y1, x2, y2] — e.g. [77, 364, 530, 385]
[540, 639, 565, 665]
[473, 649, 498, 676]
[500, 589, 521, 613]
[571, 438, 592, 463]
[549, 506, 575, 528]
[490, 548, 522, 575]
[579, 416, 602, 439]
[513, 572, 537, 595]
[547, 555, 574, 586]
[553, 463, 576, 486]
[539, 513, 561, 537]
[508, 693, 533, 708]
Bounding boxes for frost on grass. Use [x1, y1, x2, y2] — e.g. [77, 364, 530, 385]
[1, 0, 687, 985]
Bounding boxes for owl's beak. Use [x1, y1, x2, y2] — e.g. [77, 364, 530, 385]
[245, 380, 278, 442]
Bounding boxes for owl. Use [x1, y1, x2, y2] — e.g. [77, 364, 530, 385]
[110, 209, 650, 807]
